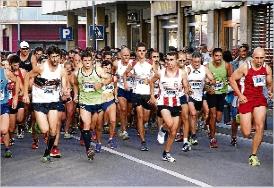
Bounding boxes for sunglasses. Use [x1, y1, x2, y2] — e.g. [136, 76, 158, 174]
[152, 56, 159, 58]
[22, 48, 29, 50]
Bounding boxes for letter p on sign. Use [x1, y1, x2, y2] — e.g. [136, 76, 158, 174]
[60, 27, 73, 41]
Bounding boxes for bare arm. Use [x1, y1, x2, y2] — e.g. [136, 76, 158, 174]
[31, 54, 38, 69]
[23, 65, 42, 103]
[70, 74, 79, 102]
[6, 70, 19, 109]
[229, 63, 248, 103]
[266, 65, 273, 99]
[181, 69, 191, 95]
[123, 64, 133, 90]
[204, 66, 215, 84]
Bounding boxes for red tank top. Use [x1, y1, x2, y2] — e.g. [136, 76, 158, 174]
[7, 69, 24, 105]
[242, 62, 266, 99]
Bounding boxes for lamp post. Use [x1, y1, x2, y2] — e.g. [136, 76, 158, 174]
[92, 0, 96, 50]
[17, 0, 21, 48]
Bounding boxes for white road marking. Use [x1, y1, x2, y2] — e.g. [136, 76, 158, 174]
[71, 135, 212, 187]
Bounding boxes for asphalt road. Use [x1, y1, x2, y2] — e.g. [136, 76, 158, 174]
[1, 125, 273, 187]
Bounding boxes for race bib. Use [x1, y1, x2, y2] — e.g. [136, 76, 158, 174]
[137, 78, 148, 85]
[215, 81, 224, 90]
[252, 75, 266, 87]
[190, 80, 202, 89]
[163, 88, 178, 96]
[0, 90, 4, 101]
[83, 82, 95, 92]
[103, 84, 114, 92]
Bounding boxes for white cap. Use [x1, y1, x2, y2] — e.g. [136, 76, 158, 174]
[20, 41, 29, 49]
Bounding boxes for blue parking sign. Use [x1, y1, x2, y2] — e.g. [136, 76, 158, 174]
[89, 25, 105, 40]
[60, 27, 73, 41]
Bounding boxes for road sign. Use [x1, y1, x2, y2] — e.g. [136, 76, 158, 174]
[59, 27, 73, 41]
[89, 25, 105, 40]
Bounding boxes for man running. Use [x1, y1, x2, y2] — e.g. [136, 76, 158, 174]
[229, 47, 272, 166]
[23, 46, 68, 162]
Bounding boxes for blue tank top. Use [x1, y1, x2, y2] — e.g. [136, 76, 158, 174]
[0, 68, 9, 104]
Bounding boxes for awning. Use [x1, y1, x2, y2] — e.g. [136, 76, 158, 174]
[191, 0, 243, 12]
[246, 0, 273, 6]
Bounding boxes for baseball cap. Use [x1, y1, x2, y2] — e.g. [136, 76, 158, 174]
[20, 41, 29, 49]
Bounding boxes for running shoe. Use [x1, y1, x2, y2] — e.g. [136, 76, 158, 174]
[249, 155, 260, 166]
[17, 131, 24, 139]
[108, 139, 117, 149]
[95, 143, 102, 153]
[121, 131, 129, 140]
[31, 139, 39, 149]
[41, 155, 51, 163]
[181, 142, 191, 152]
[87, 147, 95, 160]
[9, 138, 15, 146]
[175, 133, 184, 142]
[157, 127, 166, 145]
[4, 149, 12, 158]
[189, 135, 198, 146]
[64, 132, 72, 139]
[209, 138, 218, 148]
[162, 152, 176, 162]
[230, 137, 237, 147]
[50, 147, 62, 158]
[140, 141, 149, 151]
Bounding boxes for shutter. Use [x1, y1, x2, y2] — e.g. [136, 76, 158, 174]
[251, 4, 273, 68]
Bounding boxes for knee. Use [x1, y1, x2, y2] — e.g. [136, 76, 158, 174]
[242, 131, 250, 138]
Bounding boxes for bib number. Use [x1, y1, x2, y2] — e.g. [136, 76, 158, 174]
[252, 75, 266, 87]
[83, 82, 95, 92]
[215, 82, 224, 90]
[190, 81, 202, 89]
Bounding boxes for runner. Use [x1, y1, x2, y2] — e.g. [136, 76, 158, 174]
[186, 52, 214, 145]
[0, 67, 19, 158]
[7, 55, 26, 145]
[206, 48, 232, 148]
[23, 46, 68, 162]
[114, 47, 133, 140]
[230, 44, 252, 146]
[150, 51, 190, 162]
[101, 60, 117, 148]
[123, 42, 153, 151]
[229, 47, 272, 166]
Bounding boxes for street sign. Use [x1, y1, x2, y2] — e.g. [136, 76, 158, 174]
[89, 25, 105, 40]
[59, 26, 73, 41]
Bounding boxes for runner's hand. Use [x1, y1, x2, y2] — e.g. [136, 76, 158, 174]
[23, 94, 30, 104]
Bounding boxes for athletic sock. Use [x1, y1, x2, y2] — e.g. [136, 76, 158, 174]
[43, 135, 56, 157]
[82, 130, 91, 151]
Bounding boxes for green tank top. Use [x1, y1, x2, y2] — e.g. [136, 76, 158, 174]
[77, 67, 103, 105]
[209, 61, 228, 94]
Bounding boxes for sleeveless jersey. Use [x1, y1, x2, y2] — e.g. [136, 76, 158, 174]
[77, 67, 103, 105]
[0, 68, 9, 104]
[32, 62, 62, 103]
[209, 61, 228, 94]
[132, 60, 153, 95]
[116, 60, 134, 89]
[241, 62, 267, 99]
[187, 65, 206, 101]
[19, 53, 32, 72]
[7, 69, 24, 105]
[157, 68, 182, 107]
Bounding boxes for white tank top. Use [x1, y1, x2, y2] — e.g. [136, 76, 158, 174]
[32, 62, 62, 103]
[187, 65, 206, 101]
[116, 60, 134, 90]
[157, 68, 182, 107]
[133, 60, 153, 95]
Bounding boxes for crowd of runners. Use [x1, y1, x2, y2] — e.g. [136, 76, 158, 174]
[0, 41, 272, 166]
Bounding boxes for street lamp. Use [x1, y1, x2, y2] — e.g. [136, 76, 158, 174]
[17, 0, 21, 49]
[92, 0, 96, 50]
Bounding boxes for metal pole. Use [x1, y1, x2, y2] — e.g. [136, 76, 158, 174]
[17, 0, 21, 49]
[92, 0, 96, 50]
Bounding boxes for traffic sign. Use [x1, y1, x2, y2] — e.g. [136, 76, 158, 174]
[59, 27, 73, 41]
[89, 25, 105, 40]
